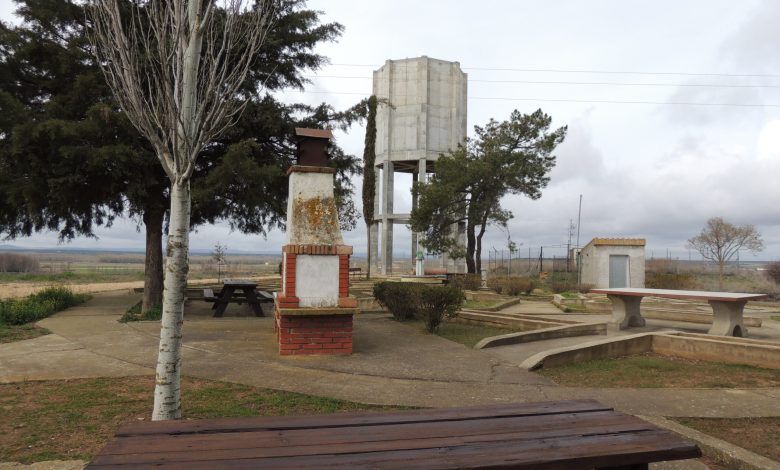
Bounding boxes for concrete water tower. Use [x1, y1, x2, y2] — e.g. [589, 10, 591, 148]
[370, 56, 468, 275]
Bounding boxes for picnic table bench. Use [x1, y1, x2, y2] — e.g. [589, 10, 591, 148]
[205, 279, 272, 318]
[591, 287, 768, 337]
[87, 399, 700, 469]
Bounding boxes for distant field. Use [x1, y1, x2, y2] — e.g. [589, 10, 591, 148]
[0, 250, 282, 298]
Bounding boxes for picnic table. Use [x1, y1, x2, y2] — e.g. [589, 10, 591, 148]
[87, 399, 700, 469]
[204, 279, 272, 318]
[591, 287, 768, 337]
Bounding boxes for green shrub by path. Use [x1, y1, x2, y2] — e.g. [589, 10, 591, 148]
[119, 301, 163, 322]
[416, 285, 464, 332]
[0, 287, 89, 325]
[373, 282, 464, 331]
[373, 282, 420, 321]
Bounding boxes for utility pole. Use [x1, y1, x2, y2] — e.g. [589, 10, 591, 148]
[576, 194, 583, 249]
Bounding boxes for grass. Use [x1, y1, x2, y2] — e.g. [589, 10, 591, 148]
[673, 417, 780, 462]
[0, 322, 50, 343]
[462, 299, 503, 310]
[0, 376, 405, 464]
[771, 315, 780, 322]
[537, 352, 780, 388]
[0, 270, 145, 284]
[119, 301, 162, 322]
[435, 322, 517, 348]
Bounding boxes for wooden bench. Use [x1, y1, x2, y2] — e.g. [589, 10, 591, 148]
[590, 287, 768, 337]
[88, 399, 700, 469]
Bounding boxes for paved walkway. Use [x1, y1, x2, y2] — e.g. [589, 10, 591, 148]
[1, 291, 778, 421]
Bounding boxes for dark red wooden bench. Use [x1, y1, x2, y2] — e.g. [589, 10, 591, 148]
[88, 399, 700, 469]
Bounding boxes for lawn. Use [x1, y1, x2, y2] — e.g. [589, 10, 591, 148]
[417, 321, 514, 348]
[674, 417, 780, 462]
[771, 315, 780, 322]
[537, 353, 780, 388]
[463, 299, 503, 310]
[0, 376, 403, 464]
[0, 322, 49, 343]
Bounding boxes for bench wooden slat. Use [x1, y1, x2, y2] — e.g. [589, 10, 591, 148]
[98, 410, 639, 456]
[113, 399, 609, 436]
[90, 429, 699, 469]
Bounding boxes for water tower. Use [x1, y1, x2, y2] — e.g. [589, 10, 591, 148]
[370, 56, 468, 275]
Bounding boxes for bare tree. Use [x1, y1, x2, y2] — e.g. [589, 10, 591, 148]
[687, 217, 764, 290]
[89, 0, 272, 420]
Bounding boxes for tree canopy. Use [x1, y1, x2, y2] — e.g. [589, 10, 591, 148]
[410, 109, 567, 273]
[687, 217, 764, 289]
[0, 0, 362, 309]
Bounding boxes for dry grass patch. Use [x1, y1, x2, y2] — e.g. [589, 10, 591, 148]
[674, 417, 780, 462]
[0, 323, 49, 343]
[537, 352, 780, 388]
[0, 376, 404, 464]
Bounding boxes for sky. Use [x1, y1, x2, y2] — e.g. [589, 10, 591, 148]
[3, 0, 780, 261]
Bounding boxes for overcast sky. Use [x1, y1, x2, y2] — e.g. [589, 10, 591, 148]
[3, 0, 780, 261]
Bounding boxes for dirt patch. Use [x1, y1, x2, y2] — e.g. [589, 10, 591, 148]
[0, 376, 404, 464]
[537, 352, 780, 388]
[674, 417, 780, 462]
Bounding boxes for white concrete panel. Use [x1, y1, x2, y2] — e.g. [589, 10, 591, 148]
[295, 255, 339, 308]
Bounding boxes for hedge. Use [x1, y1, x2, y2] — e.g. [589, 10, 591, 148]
[373, 282, 464, 332]
[0, 287, 89, 325]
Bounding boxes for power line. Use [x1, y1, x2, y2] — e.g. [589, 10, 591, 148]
[327, 63, 780, 79]
[303, 74, 780, 89]
[278, 89, 780, 108]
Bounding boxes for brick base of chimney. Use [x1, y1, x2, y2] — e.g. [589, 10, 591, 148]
[275, 306, 356, 356]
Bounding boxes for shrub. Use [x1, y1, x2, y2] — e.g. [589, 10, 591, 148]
[0, 252, 39, 273]
[417, 285, 464, 333]
[577, 283, 595, 293]
[503, 276, 535, 296]
[373, 282, 420, 321]
[487, 276, 506, 294]
[765, 261, 780, 285]
[645, 273, 698, 290]
[448, 273, 482, 291]
[0, 287, 88, 325]
[550, 281, 575, 294]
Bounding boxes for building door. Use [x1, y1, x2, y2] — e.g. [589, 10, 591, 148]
[609, 255, 629, 288]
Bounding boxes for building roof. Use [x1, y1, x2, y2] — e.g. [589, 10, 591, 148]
[586, 238, 646, 248]
[295, 128, 333, 140]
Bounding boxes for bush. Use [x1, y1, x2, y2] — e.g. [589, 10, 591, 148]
[0, 252, 39, 273]
[765, 261, 780, 285]
[577, 283, 595, 294]
[0, 287, 89, 325]
[645, 273, 698, 290]
[448, 274, 482, 291]
[486, 276, 506, 294]
[503, 276, 535, 296]
[550, 281, 575, 294]
[417, 285, 464, 333]
[373, 282, 420, 321]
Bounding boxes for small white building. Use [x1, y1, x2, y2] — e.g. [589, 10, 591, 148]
[579, 238, 645, 288]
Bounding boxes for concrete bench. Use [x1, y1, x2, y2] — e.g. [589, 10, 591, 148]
[590, 288, 767, 337]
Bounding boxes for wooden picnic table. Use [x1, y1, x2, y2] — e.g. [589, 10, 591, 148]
[207, 279, 271, 318]
[87, 399, 700, 469]
[590, 287, 768, 337]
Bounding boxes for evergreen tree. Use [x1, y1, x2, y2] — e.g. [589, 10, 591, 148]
[0, 0, 360, 311]
[410, 109, 567, 273]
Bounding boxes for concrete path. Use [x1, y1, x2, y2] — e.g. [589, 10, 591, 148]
[0, 291, 776, 422]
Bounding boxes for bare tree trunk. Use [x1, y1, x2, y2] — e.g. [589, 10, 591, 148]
[142, 207, 164, 313]
[718, 261, 724, 291]
[153, 180, 190, 421]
